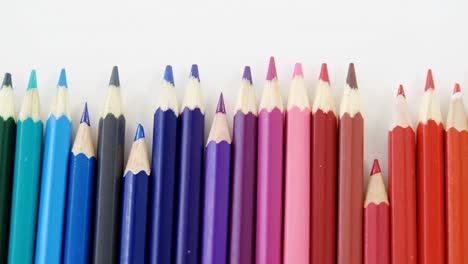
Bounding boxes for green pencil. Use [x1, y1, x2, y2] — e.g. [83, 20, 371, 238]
[0, 73, 16, 262]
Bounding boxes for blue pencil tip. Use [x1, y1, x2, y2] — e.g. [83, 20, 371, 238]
[27, 70, 38, 90]
[216, 93, 226, 113]
[242, 66, 253, 84]
[1, 73, 12, 88]
[134, 124, 145, 141]
[80, 102, 90, 126]
[190, 64, 200, 81]
[58, 69, 68, 88]
[164, 65, 175, 86]
[109, 66, 120, 86]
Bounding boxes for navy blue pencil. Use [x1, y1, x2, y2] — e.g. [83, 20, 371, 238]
[147, 66, 178, 263]
[174, 65, 205, 264]
[119, 124, 150, 264]
[62, 103, 96, 263]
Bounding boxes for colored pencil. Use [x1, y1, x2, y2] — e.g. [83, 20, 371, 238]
[0, 73, 16, 262]
[120, 124, 150, 263]
[63, 103, 96, 264]
[364, 159, 390, 264]
[92, 66, 126, 263]
[417, 69, 445, 264]
[8, 70, 42, 263]
[256, 57, 284, 264]
[147, 65, 179, 264]
[337, 63, 364, 264]
[35, 69, 72, 263]
[388, 85, 417, 264]
[201, 94, 232, 264]
[310, 63, 337, 264]
[283, 63, 310, 264]
[174, 64, 205, 264]
[446, 83, 468, 263]
[229, 66, 257, 264]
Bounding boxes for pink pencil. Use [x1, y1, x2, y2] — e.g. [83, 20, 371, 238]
[256, 57, 284, 264]
[283, 63, 311, 264]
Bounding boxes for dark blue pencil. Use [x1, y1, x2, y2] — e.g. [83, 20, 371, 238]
[120, 124, 150, 264]
[62, 103, 96, 264]
[147, 66, 178, 263]
[174, 64, 205, 264]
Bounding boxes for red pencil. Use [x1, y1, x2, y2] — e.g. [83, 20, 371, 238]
[364, 159, 390, 264]
[417, 69, 445, 264]
[388, 85, 417, 263]
[337, 63, 363, 264]
[446, 83, 468, 264]
[311, 63, 337, 264]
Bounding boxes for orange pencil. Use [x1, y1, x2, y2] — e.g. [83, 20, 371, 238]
[417, 69, 445, 264]
[446, 83, 468, 263]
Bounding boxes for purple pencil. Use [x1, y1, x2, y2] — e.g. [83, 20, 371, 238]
[201, 94, 232, 264]
[256, 57, 284, 264]
[229, 66, 258, 264]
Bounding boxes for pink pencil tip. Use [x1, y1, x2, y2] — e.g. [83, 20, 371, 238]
[293, 63, 303, 78]
[370, 159, 381, 176]
[266, 56, 277, 81]
[397, 85, 406, 97]
[319, 63, 330, 83]
[453, 83, 461, 94]
[425, 69, 435, 91]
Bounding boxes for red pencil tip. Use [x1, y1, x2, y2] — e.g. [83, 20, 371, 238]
[397, 84, 406, 97]
[370, 159, 381, 176]
[453, 83, 461, 94]
[425, 69, 435, 91]
[293, 63, 303, 78]
[266, 56, 277, 81]
[319, 63, 330, 84]
[346, 63, 358, 89]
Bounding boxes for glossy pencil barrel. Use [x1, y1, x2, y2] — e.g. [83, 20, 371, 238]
[364, 203, 390, 264]
[148, 108, 178, 263]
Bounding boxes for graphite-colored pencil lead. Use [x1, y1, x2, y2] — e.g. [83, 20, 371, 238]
[346, 63, 358, 89]
[293, 63, 304, 77]
[370, 159, 381, 175]
[164, 65, 175, 86]
[109, 66, 120, 87]
[190, 64, 200, 81]
[81, 103, 90, 125]
[58, 69, 67, 88]
[397, 85, 406, 97]
[266, 56, 277, 80]
[28, 70, 38, 90]
[243, 66, 253, 84]
[216, 93, 226, 113]
[425, 69, 435, 91]
[453, 83, 461, 94]
[319, 63, 330, 84]
[134, 124, 145, 141]
[2, 73, 12, 88]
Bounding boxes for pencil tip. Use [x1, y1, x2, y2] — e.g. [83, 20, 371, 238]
[266, 56, 277, 81]
[346, 63, 358, 89]
[319, 63, 330, 84]
[397, 84, 406, 97]
[453, 83, 461, 94]
[134, 124, 145, 141]
[216, 93, 226, 113]
[425, 69, 435, 91]
[27, 70, 37, 90]
[190, 64, 200, 81]
[370, 159, 381, 176]
[1, 73, 12, 88]
[58, 69, 68, 88]
[242, 66, 253, 84]
[80, 102, 90, 126]
[164, 65, 175, 86]
[293, 63, 303, 77]
[109, 66, 120, 87]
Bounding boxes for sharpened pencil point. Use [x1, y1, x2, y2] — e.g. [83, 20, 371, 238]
[346, 63, 358, 89]
[397, 85, 406, 97]
[453, 83, 461, 94]
[190, 64, 200, 81]
[266, 56, 277, 81]
[293, 63, 303, 77]
[134, 124, 145, 141]
[216, 93, 226, 113]
[370, 159, 381, 176]
[243, 66, 253, 84]
[1, 73, 12, 88]
[164, 65, 175, 86]
[80, 102, 90, 126]
[109, 66, 120, 87]
[319, 63, 330, 84]
[425, 69, 435, 91]
[27, 70, 38, 90]
[58, 69, 68, 88]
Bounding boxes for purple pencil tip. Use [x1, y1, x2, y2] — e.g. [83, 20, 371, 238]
[266, 56, 277, 81]
[80, 102, 90, 126]
[216, 93, 226, 113]
[243, 66, 253, 84]
[190, 64, 200, 81]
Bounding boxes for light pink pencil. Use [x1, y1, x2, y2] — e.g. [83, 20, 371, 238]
[283, 63, 311, 264]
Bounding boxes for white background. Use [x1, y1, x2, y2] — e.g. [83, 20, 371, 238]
[1, 1, 467, 183]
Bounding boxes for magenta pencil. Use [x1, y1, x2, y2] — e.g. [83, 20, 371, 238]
[283, 63, 311, 264]
[256, 57, 284, 264]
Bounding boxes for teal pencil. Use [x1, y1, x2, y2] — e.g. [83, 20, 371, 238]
[8, 70, 43, 263]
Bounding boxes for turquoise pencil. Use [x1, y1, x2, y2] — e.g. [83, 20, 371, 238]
[35, 69, 72, 264]
[8, 70, 43, 263]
